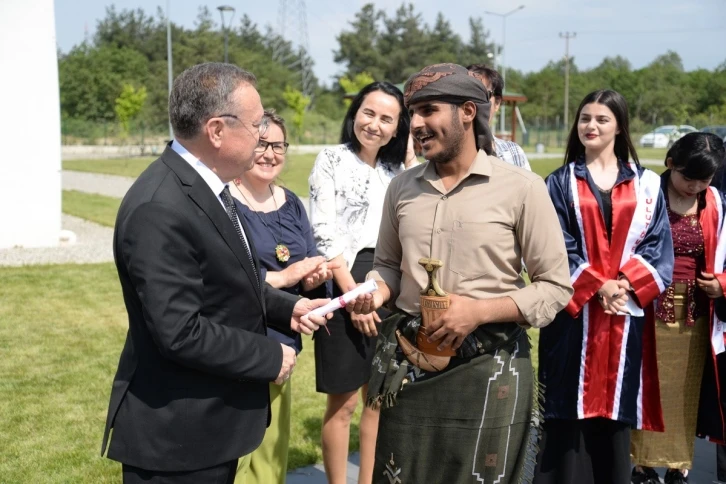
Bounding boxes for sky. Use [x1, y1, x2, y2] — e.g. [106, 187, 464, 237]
[52, 0, 726, 87]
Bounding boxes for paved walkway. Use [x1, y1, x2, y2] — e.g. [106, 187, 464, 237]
[61, 170, 308, 208]
[62, 170, 135, 198]
[287, 453, 359, 484]
[61, 169, 313, 214]
[0, 214, 113, 266]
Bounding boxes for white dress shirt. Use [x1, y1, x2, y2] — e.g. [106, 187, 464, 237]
[170, 140, 252, 248]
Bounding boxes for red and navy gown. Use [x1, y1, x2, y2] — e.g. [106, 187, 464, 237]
[695, 182, 726, 445]
[539, 158, 674, 430]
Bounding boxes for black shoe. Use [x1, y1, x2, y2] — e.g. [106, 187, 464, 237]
[632, 466, 660, 484]
[664, 469, 689, 484]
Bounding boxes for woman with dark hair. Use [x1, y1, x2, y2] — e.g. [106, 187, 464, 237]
[534, 90, 674, 484]
[630, 132, 726, 484]
[308, 81, 415, 484]
[230, 110, 336, 484]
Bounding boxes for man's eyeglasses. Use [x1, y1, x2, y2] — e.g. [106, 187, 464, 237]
[254, 140, 289, 155]
[217, 114, 269, 137]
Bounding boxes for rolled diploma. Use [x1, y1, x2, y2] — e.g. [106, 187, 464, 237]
[307, 279, 379, 318]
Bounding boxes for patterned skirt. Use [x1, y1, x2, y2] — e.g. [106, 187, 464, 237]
[631, 283, 710, 469]
[371, 328, 538, 484]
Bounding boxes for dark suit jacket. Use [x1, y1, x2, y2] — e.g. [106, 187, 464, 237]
[101, 145, 299, 471]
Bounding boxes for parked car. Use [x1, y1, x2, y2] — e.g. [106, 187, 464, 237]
[702, 125, 726, 141]
[639, 125, 698, 148]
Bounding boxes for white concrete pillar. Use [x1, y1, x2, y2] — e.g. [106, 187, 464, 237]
[0, 0, 61, 249]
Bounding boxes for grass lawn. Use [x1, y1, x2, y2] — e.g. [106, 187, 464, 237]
[0, 262, 537, 481]
[277, 154, 317, 196]
[636, 147, 668, 161]
[63, 191, 121, 227]
[0, 263, 360, 481]
[530, 159, 563, 178]
[63, 158, 155, 178]
[0, 264, 125, 483]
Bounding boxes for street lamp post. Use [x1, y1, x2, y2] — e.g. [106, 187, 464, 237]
[560, 32, 577, 132]
[484, 5, 525, 137]
[485, 49, 501, 131]
[217, 5, 235, 64]
[167, 0, 173, 140]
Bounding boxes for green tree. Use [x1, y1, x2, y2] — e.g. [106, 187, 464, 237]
[334, 4, 385, 79]
[55, 2, 726, 144]
[58, 44, 149, 122]
[115, 84, 148, 133]
[94, 6, 165, 61]
[519, 61, 564, 128]
[333, 4, 497, 85]
[310, 89, 347, 122]
[424, 13, 464, 65]
[283, 86, 311, 140]
[339, 72, 375, 106]
[377, 3, 429, 82]
[461, 17, 498, 67]
[632, 51, 686, 126]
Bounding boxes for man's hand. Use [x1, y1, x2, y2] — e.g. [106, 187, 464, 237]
[274, 343, 296, 385]
[302, 259, 340, 291]
[426, 294, 481, 351]
[698, 272, 725, 299]
[351, 311, 381, 337]
[346, 287, 386, 315]
[597, 279, 629, 315]
[291, 297, 331, 335]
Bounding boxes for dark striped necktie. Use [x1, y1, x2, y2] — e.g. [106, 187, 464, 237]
[220, 185, 259, 286]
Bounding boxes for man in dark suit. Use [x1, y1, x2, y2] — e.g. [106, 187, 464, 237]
[101, 63, 330, 483]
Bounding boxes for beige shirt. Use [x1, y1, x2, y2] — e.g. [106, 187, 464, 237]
[368, 151, 573, 328]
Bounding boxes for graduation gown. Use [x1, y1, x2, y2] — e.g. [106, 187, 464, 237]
[693, 181, 726, 443]
[539, 158, 674, 431]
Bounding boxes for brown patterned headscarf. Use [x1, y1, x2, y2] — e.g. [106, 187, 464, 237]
[404, 63, 494, 154]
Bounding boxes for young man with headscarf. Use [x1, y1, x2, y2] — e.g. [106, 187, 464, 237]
[347, 63, 573, 483]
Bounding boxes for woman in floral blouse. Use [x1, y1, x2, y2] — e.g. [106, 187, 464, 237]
[308, 81, 416, 484]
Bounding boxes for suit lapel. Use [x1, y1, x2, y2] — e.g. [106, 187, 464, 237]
[161, 146, 263, 307]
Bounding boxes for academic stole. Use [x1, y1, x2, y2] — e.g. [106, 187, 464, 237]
[569, 162, 662, 426]
[700, 187, 726, 355]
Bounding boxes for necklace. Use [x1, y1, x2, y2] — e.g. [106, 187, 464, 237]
[233, 179, 291, 263]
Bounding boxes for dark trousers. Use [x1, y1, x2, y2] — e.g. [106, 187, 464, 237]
[534, 418, 631, 484]
[718, 444, 726, 482]
[122, 460, 237, 484]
